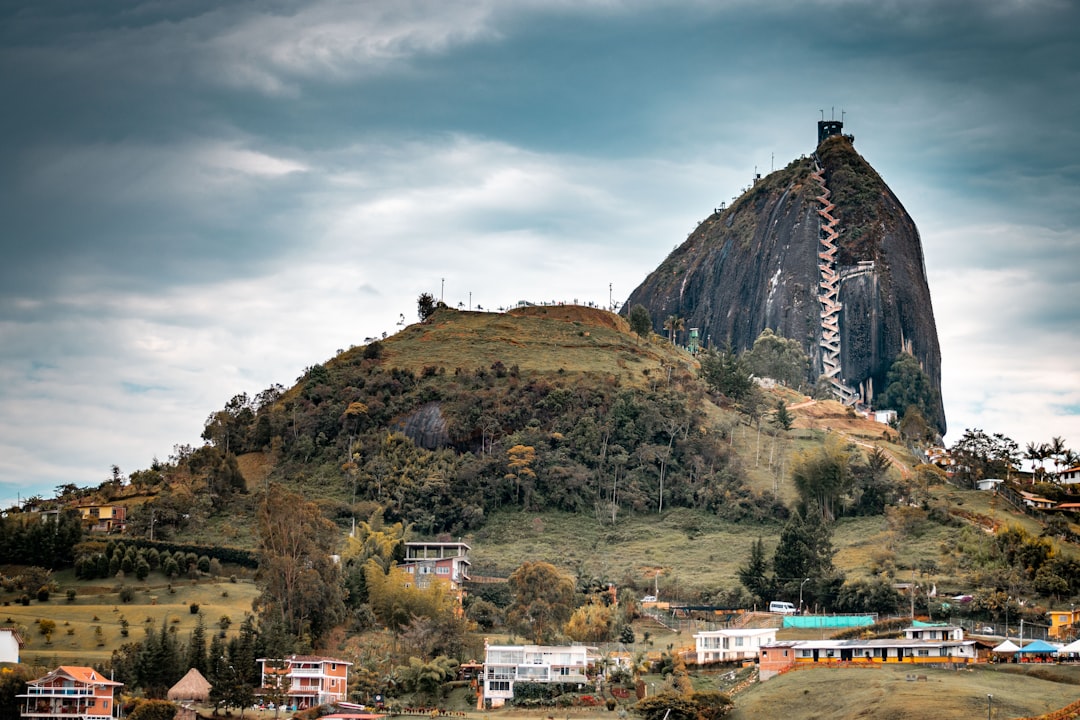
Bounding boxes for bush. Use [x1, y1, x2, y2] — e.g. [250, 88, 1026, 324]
[118, 586, 135, 603]
[66, 589, 77, 603]
[36, 586, 50, 602]
[189, 602, 200, 614]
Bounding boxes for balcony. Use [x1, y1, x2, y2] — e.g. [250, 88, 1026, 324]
[22, 689, 95, 697]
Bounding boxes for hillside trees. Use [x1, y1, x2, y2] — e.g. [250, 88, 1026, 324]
[699, 348, 752, 401]
[0, 508, 82, 568]
[949, 429, 1019, 487]
[507, 561, 575, 644]
[255, 484, 344, 643]
[201, 338, 783, 535]
[790, 439, 853, 523]
[743, 329, 809, 387]
[772, 510, 844, 609]
[877, 353, 941, 434]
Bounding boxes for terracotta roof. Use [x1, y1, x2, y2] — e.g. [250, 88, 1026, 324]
[56, 667, 122, 686]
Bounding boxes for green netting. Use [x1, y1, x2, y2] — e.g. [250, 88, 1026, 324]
[783, 615, 875, 628]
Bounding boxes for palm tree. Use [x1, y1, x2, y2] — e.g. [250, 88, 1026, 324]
[1049, 436, 1070, 474]
[663, 314, 685, 345]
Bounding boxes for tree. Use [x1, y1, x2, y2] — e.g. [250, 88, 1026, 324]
[699, 348, 752, 401]
[507, 561, 575, 644]
[417, 293, 437, 322]
[950, 429, 1018, 487]
[744, 329, 809, 387]
[628, 305, 652, 339]
[505, 444, 537, 507]
[737, 537, 772, 606]
[772, 400, 793, 431]
[790, 438, 853, 522]
[128, 699, 178, 720]
[256, 483, 345, 642]
[663, 315, 685, 345]
[364, 560, 458, 631]
[772, 510, 843, 610]
[877, 353, 941, 433]
[564, 600, 614, 642]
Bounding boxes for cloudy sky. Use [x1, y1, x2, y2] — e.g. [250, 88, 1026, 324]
[2, 0, 1078, 506]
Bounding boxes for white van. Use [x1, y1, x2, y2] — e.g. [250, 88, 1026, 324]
[769, 601, 797, 615]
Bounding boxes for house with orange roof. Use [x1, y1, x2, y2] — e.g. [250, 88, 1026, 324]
[1057, 465, 1080, 485]
[19, 666, 122, 720]
[258, 655, 351, 708]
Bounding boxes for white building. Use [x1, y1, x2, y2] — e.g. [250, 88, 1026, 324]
[481, 644, 594, 709]
[693, 628, 778, 664]
[1, 627, 23, 664]
[1058, 465, 1080, 485]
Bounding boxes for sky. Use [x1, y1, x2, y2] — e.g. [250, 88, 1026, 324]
[2, 0, 1079, 507]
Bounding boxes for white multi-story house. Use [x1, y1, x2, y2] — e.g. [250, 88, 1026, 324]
[258, 655, 351, 708]
[692, 628, 778, 663]
[481, 644, 595, 708]
[19, 666, 122, 720]
[1058, 465, 1080, 485]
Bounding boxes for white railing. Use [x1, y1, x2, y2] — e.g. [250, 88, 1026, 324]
[23, 689, 95, 697]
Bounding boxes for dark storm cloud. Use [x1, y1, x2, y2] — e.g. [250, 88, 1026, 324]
[1, 0, 1079, 502]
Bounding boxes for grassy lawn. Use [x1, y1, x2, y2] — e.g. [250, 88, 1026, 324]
[3, 572, 259, 666]
[728, 663, 1080, 720]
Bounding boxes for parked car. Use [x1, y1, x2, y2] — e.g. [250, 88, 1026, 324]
[769, 601, 798, 615]
[641, 595, 657, 603]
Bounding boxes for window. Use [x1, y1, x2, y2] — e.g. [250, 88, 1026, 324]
[735, 637, 744, 647]
[331, 664, 337, 671]
[489, 681, 510, 692]
[436, 566, 450, 575]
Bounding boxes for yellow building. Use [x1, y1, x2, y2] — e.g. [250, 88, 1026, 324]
[1048, 608, 1080, 640]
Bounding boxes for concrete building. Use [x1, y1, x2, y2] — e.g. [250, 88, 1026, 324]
[692, 628, 778, 664]
[481, 644, 594, 708]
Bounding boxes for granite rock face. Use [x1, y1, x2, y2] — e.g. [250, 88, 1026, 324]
[623, 134, 945, 433]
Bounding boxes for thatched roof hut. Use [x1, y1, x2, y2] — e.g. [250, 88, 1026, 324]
[167, 668, 211, 702]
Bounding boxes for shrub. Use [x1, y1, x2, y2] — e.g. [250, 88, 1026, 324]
[189, 602, 200, 614]
[36, 587, 50, 602]
[66, 589, 77, 603]
[118, 586, 135, 603]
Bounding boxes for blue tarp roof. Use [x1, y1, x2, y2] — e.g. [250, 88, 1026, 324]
[1017, 639, 1058, 653]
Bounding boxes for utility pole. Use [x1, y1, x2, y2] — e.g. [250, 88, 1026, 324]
[440, 278, 445, 302]
[987, 694, 992, 720]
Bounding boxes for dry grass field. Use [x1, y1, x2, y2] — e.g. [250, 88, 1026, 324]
[728, 663, 1080, 720]
[2, 572, 259, 666]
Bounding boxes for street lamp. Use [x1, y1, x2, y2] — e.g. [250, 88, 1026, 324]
[799, 578, 810, 613]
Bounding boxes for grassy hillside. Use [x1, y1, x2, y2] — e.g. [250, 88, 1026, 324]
[729, 664, 1080, 720]
[4, 570, 259, 666]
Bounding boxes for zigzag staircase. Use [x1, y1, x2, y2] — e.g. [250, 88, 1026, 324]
[810, 158, 859, 406]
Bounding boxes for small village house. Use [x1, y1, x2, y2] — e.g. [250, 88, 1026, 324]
[400, 541, 471, 607]
[481, 643, 594, 709]
[74, 504, 127, 533]
[1018, 491, 1055, 510]
[19, 666, 122, 720]
[758, 625, 977, 680]
[1057, 465, 1080, 485]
